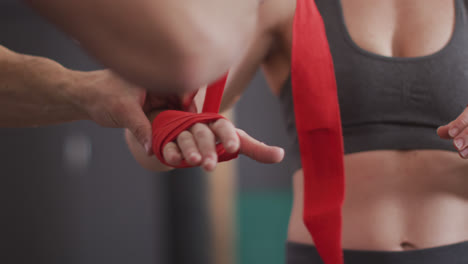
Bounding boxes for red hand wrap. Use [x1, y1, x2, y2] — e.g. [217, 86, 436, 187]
[152, 74, 238, 168]
[152, 111, 238, 168]
[291, 0, 345, 263]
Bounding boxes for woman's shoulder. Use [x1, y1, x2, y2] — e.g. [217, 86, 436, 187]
[256, 0, 295, 95]
[258, 0, 296, 34]
[257, 0, 295, 68]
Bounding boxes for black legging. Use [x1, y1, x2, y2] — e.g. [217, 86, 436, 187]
[286, 241, 468, 264]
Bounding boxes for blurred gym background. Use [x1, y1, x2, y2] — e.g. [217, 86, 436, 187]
[0, 1, 295, 263]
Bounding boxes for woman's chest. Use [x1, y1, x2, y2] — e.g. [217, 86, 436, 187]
[265, 0, 460, 93]
[320, 0, 468, 126]
[340, 0, 455, 58]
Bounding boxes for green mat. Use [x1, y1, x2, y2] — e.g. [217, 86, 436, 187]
[236, 190, 293, 264]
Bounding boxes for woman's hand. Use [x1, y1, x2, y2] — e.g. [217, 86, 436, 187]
[437, 106, 468, 158]
[125, 110, 284, 172]
[162, 118, 284, 172]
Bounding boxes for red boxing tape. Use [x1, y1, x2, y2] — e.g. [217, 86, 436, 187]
[151, 73, 238, 168]
[152, 110, 238, 168]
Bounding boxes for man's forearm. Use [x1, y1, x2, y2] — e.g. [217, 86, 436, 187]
[27, 0, 261, 94]
[0, 46, 85, 127]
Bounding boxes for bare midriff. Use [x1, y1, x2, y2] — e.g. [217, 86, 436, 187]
[287, 150, 468, 250]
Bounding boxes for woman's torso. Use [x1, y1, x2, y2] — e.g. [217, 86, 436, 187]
[260, 0, 468, 251]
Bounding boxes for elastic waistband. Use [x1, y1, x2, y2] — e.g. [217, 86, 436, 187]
[286, 241, 468, 264]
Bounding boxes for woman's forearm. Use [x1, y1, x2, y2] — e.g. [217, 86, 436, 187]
[27, 0, 261, 94]
[0, 45, 85, 127]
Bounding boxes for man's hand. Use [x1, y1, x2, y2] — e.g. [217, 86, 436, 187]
[73, 70, 164, 154]
[0, 45, 166, 151]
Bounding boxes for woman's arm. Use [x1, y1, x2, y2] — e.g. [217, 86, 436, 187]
[27, 0, 262, 94]
[220, 0, 291, 111]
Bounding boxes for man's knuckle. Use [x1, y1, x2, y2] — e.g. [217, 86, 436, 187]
[132, 124, 147, 138]
[108, 99, 126, 114]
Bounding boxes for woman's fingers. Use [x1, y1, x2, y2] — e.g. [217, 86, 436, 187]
[164, 120, 235, 171]
[176, 131, 202, 165]
[210, 120, 283, 164]
[237, 129, 284, 164]
[437, 106, 468, 158]
[437, 106, 468, 139]
[191, 123, 218, 171]
[210, 119, 240, 153]
[437, 122, 457, 140]
[162, 142, 183, 166]
[452, 126, 468, 159]
[163, 119, 283, 170]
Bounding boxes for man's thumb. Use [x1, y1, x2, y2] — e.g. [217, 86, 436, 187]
[123, 109, 153, 155]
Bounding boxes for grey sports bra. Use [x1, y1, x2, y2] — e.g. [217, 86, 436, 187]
[279, 0, 468, 171]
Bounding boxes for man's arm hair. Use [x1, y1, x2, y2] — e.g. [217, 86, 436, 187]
[0, 45, 85, 126]
[27, 0, 261, 94]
